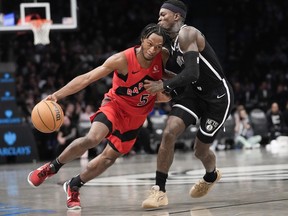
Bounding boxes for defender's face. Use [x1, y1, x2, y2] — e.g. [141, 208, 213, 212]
[158, 8, 175, 31]
[141, 33, 163, 60]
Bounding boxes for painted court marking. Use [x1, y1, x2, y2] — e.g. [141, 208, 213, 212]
[0, 203, 56, 215]
[86, 164, 288, 186]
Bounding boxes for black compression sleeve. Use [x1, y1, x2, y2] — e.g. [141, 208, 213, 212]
[163, 51, 199, 92]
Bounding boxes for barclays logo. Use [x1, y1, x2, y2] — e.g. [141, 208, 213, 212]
[4, 73, 10, 79]
[0, 72, 14, 83]
[5, 110, 13, 118]
[4, 131, 17, 146]
[0, 109, 21, 125]
[0, 131, 31, 156]
[1, 91, 15, 101]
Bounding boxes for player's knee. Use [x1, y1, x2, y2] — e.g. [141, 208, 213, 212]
[162, 129, 178, 143]
[100, 155, 116, 167]
[162, 128, 176, 138]
[82, 134, 101, 148]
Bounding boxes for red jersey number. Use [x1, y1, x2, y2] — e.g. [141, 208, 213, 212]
[137, 94, 150, 106]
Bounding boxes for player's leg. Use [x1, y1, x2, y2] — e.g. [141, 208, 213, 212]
[142, 101, 198, 209]
[63, 143, 122, 210]
[63, 105, 144, 210]
[189, 113, 225, 198]
[27, 113, 110, 187]
[80, 143, 122, 182]
[142, 115, 185, 209]
[189, 136, 222, 198]
[193, 137, 216, 174]
[58, 120, 109, 164]
[190, 82, 234, 198]
[157, 115, 186, 183]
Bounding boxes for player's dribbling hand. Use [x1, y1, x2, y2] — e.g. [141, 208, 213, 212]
[44, 94, 58, 102]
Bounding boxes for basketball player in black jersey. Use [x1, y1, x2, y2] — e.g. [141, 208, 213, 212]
[142, 0, 234, 209]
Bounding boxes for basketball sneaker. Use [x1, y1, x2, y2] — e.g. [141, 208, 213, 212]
[189, 169, 222, 198]
[142, 185, 168, 209]
[63, 181, 81, 210]
[27, 162, 55, 187]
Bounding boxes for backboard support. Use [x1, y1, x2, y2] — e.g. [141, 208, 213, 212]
[0, 0, 78, 31]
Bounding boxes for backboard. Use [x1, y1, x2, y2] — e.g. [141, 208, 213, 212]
[0, 0, 78, 31]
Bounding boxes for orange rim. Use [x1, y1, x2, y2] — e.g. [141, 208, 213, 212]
[29, 19, 52, 29]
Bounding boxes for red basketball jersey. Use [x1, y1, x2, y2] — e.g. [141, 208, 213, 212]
[106, 46, 163, 116]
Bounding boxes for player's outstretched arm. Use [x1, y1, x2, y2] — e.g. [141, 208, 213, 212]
[48, 52, 126, 101]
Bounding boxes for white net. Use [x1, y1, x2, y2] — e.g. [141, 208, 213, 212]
[29, 19, 52, 45]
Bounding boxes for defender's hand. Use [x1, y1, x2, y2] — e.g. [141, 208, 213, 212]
[156, 92, 171, 103]
[144, 80, 164, 93]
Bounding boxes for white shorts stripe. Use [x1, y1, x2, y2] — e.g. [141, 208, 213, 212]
[199, 79, 231, 137]
[172, 104, 199, 122]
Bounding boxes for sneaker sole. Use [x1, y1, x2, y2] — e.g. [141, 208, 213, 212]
[63, 181, 68, 193]
[190, 169, 222, 198]
[27, 171, 38, 188]
[63, 181, 82, 210]
[142, 197, 168, 209]
[67, 205, 82, 210]
[142, 204, 168, 210]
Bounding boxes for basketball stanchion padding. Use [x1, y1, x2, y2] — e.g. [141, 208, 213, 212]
[31, 100, 64, 133]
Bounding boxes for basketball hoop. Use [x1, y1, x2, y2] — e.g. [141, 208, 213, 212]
[29, 19, 52, 45]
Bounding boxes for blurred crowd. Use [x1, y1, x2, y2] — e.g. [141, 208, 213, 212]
[225, 0, 288, 113]
[0, 0, 288, 160]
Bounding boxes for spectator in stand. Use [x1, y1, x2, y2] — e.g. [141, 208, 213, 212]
[56, 116, 77, 156]
[255, 81, 271, 112]
[78, 104, 96, 136]
[234, 106, 261, 149]
[271, 83, 288, 111]
[64, 102, 80, 127]
[233, 81, 246, 106]
[266, 102, 286, 142]
[282, 100, 288, 135]
[78, 105, 95, 124]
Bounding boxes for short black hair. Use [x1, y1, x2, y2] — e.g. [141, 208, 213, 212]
[140, 23, 168, 44]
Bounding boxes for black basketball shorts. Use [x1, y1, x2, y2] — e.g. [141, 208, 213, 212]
[170, 80, 234, 143]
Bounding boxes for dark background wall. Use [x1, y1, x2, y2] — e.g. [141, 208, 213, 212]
[0, 0, 287, 112]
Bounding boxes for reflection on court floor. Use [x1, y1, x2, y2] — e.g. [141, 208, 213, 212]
[0, 145, 288, 216]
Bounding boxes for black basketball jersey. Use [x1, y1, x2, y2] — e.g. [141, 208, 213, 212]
[166, 25, 226, 94]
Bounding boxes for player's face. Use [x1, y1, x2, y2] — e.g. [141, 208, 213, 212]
[141, 33, 163, 61]
[158, 8, 175, 31]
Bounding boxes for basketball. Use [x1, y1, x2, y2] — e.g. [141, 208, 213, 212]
[31, 100, 64, 133]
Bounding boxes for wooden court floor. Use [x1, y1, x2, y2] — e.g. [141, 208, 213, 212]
[0, 143, 288, 216]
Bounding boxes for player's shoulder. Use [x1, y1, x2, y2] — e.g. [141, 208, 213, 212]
[109, 50, 126, 61]
[179, 25, 204, 42]
[161, 47, 170, 63]
[105, 50, 129, 74]
[161, 46, 170, 56]
[179, 25, 198, 36]
[105, 50, 127, 69]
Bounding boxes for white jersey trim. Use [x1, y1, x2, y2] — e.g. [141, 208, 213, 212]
[199, 54, 222, 81]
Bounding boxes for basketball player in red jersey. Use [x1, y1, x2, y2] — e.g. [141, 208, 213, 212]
[27, 23, 171, 210]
